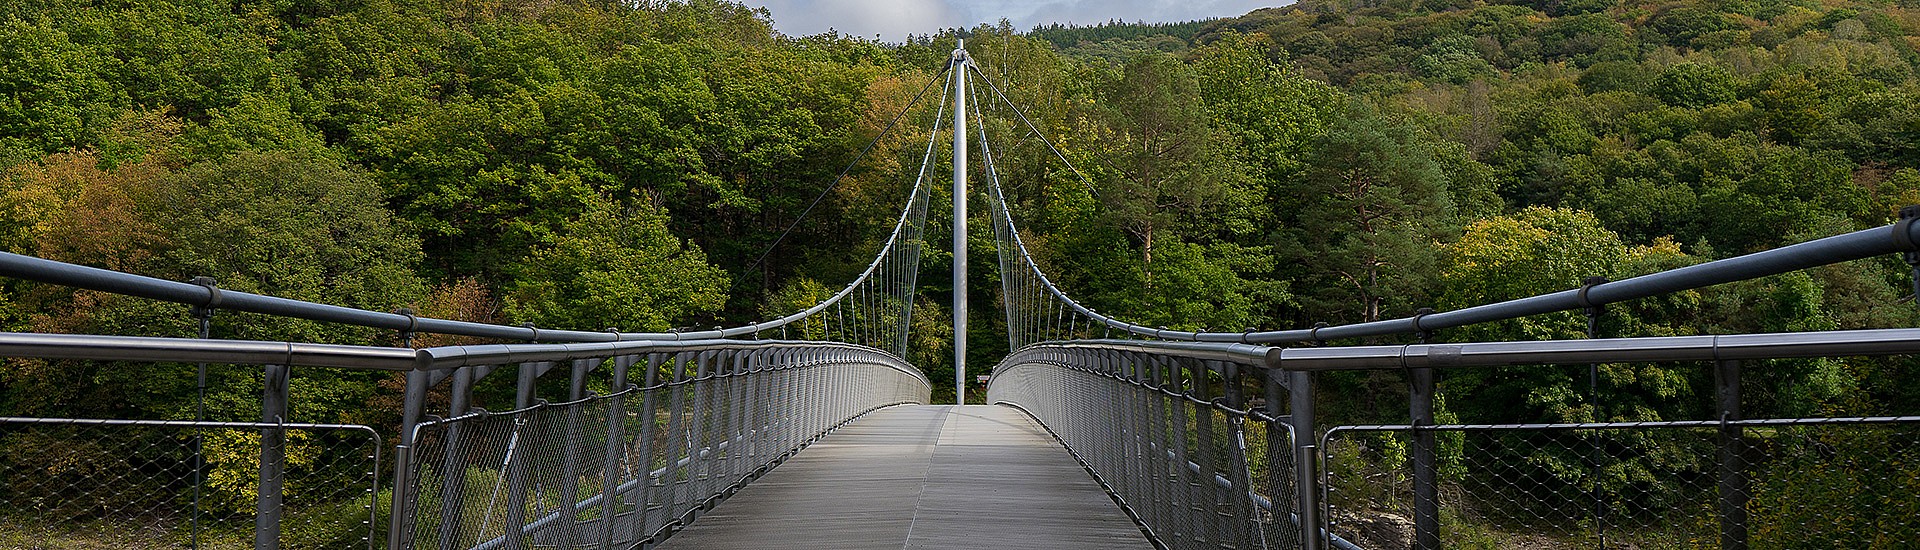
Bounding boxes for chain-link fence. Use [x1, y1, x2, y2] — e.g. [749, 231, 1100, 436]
[0, 418, 381, 549]
[1324, 418, 1920, 549]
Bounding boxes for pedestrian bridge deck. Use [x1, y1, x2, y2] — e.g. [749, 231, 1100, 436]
[655, 405, 1152, 550]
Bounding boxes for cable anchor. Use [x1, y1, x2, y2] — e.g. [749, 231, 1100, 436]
[188, 276, 219, 338]
[394, 307, 419, 348]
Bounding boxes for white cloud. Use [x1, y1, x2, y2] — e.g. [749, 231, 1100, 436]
[739, 0, 1286, 41]
[751, 0, 965, 40]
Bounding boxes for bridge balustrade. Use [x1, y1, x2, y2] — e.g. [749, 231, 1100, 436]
[0, 332, 928, 550]
[989, 331, 1920, 550]
[987, 340, 1321, 550]
[391, 341, 929, 549]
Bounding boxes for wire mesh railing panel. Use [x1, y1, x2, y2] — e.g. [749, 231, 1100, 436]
[0, 419, 381, 549]
[396, 349, 930, 550]
[988, 344, 1286, 550]
[1250, 418, 1303, 549]
[1323, 418, 1920, 549]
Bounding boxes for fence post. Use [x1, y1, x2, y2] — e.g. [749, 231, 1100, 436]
[1716, 359, 1748, 550]
[559, 358, 596, 545]
[1191, 358, 1222, 546]
[1220, 361, 1259, 549]
[598, 355, 638, 549]
[1263, 366, 1289, 546]
[255, 364, 289, 550]
[1290, 369, 1323, 550]
[388, 369, 430, 549]
[638, 353, 666, 536]
[504, 361, 546, 547]
[435, 367, 476, 550]
[1410, 366, 1440, 550]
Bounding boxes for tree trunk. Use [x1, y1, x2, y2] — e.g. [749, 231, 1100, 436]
[1143, 224, 1155, 290]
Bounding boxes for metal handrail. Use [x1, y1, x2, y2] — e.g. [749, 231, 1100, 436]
[0, 331, 926, 381]
[992, 186, 1920, 343]
[982, 325, 1920, 378]
[1269, 327, 1920, 371]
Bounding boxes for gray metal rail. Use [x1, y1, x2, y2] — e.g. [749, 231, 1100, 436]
[987, 326, 1920, 550]
[0, 331, 930, 550]
[994, 204, 1920, 344]
[392, 343, 930, 550]
[970, 71, 1920, 547]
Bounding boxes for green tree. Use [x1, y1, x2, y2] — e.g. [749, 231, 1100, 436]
[506, 195, 727, 332]
[0, 19, 124, 166]
[1650, 62, 1739, 109]
[1293, 104, 1458, 323]
[1093, 54, 1252, 284]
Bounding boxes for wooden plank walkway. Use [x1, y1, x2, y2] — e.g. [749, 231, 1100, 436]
[654, 405, 1152, 550]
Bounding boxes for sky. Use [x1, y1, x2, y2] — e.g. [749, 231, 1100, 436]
[734, 0, 1286, 42]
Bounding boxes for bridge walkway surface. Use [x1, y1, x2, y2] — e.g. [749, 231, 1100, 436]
[655, 404, 1152, 550]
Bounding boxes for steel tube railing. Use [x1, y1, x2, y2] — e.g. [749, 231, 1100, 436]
[1268, 327, 1920, 371]
[0, 332, 922, 377]
[1006, 219, 1920, 343]
[990, 329, 1920, 550]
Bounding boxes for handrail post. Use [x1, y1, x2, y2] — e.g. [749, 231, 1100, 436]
[1290, 370, 1322, 550]
[435, 367, 475, 550]
[598, 355, 637, 549]
[1263, 367, 1289, 546]
[1410, 366, 1440, 550]
[558, 358, 596, 545]
[1716, 360, 1748, 550]
[255, 364, 289, 550]
[388, 369, 430, 549]
[504, 361, 545, 547]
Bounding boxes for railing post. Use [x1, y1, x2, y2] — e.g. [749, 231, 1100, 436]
[504, 361, 546, 547]
[1716, 359, 1748, 550]
[690, 350, 715, 510]
[517, 361, 544, 409]
[1290, 370, 1322, 550]
[1220, 361, 1259, 549]
[663, 352, 691, 527]
[436, 367, 476, 550]
[255, 364, 289, 550]
[598, 355, 638, 549]
[730, 350, 751, 487]
[388, 369, 430, 549]
[638, 354, 666, 536]
[1410, 366, 1440, 550]
[559, 358, 596, 545]
[1263, 367, 1289, 546]
[189, 276, 217, 550]
[1191, 359, 1221, 546]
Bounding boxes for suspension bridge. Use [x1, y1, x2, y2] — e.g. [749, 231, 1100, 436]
[2, 44, 1918, 550]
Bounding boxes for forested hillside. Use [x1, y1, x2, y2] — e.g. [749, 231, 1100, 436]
[2, 0, 1918, 442]
[971, 0, 1920, 429]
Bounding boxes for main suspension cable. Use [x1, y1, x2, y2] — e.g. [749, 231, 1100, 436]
[729, 62, 957, 298]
